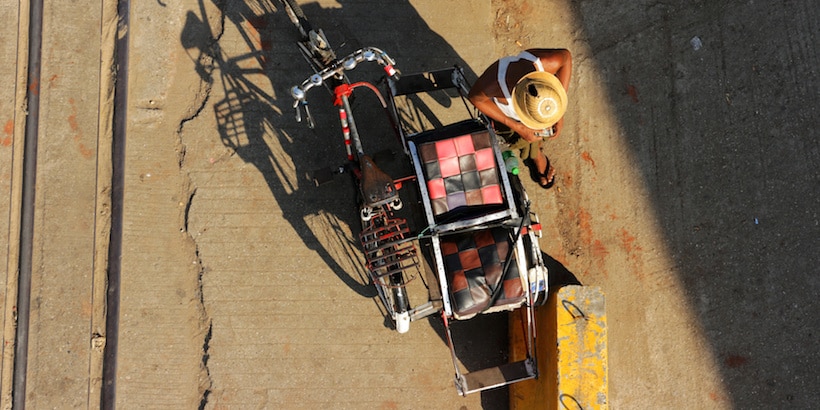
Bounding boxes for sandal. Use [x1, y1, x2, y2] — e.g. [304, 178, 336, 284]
[525, 155, 556, 189]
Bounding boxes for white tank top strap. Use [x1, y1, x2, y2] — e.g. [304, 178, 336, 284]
[493, 51, 546, 120]
[517, 50, 545, 71]
[496, 56, 515, 101]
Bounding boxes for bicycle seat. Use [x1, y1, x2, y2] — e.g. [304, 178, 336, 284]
[359, 154, 399, 207]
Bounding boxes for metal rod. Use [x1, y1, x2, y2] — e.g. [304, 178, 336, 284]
[340, 94, 364, 157]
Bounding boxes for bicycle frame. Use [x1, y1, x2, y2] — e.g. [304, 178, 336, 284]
[332, 81, 390, 161]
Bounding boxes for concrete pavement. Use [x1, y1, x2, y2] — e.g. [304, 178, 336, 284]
[2, 0, 818, 409]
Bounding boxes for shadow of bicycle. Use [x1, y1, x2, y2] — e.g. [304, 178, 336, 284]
[184, 1, 378, 298]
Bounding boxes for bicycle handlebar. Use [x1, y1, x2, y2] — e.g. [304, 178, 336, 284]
[291, 47, 399, 126]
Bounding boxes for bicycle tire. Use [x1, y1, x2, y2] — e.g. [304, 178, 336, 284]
[280, 0, 312, 40]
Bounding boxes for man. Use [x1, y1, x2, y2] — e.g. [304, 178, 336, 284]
[468, 48, 572, 188]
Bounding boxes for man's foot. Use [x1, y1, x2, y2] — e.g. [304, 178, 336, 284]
[527, 154, 556, 189]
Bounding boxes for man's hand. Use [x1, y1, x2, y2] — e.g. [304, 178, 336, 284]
[516, 123, 542, 142]
[549, 118, 564, 140]
[516, 122, 559, 142]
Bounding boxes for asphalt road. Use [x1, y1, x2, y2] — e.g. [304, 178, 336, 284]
[1, 0, 817, 409]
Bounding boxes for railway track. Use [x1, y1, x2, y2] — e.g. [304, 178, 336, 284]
[12, 0, 44, 405]
[3, 1, 128, 408]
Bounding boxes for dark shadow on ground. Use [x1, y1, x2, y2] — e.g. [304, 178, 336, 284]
[183, 0, 376, 298]
[545, 252, 582, 288]
[571, 1, 819, 407]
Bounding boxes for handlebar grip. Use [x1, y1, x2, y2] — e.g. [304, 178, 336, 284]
[384, 64, 400, 80]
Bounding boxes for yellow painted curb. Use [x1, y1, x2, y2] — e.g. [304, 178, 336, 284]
[510, 285, 608, 409]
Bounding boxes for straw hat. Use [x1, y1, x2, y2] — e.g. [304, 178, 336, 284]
[512, 71, 567, 130]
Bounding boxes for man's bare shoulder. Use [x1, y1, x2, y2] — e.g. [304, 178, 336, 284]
[470, 61, 502, 97]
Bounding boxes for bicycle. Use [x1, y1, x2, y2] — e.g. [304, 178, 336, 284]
[290, 46, 418, 334]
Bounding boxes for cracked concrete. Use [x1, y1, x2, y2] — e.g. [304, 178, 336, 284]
[187, 186, 214, 409]
[110, 0, 216, 407]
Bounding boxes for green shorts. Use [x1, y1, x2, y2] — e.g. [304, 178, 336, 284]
[494, 123, 541, 161]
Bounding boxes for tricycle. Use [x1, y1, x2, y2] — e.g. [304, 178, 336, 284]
[284, 1, 549, 395]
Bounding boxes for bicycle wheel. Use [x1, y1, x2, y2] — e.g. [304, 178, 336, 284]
[280, 0, 312, 40]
